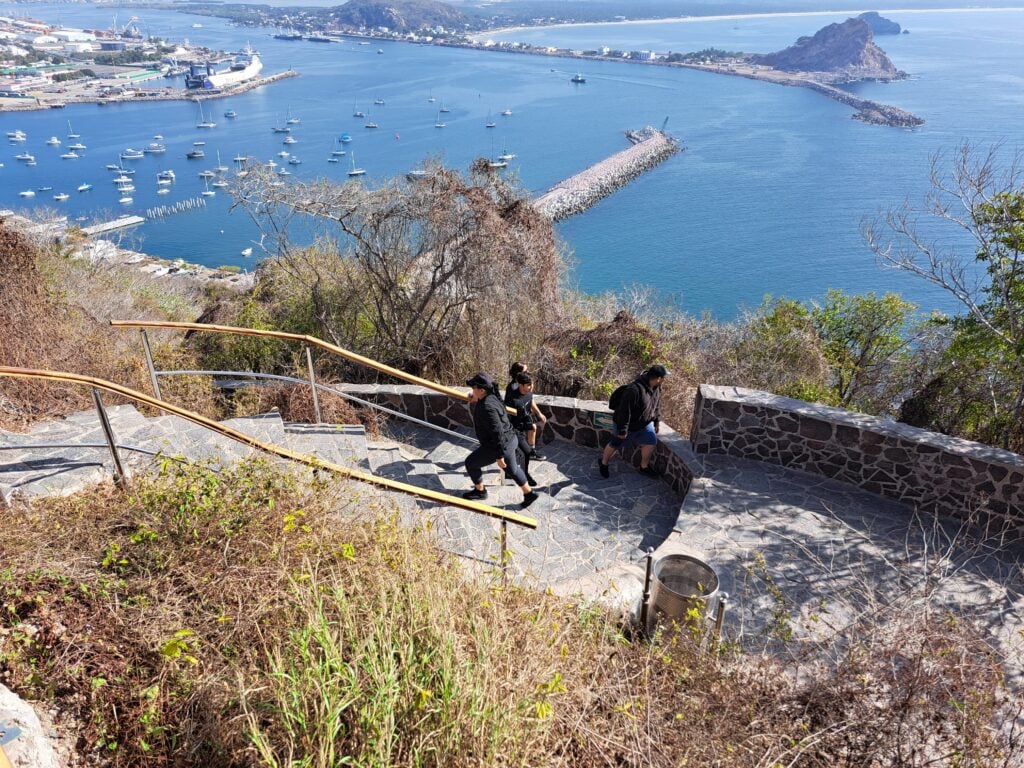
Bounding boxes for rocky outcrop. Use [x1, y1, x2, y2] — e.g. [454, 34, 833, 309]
[751, 18, 903, 81]
[325, 0, 467, 33]
[858, 11, 902, 35]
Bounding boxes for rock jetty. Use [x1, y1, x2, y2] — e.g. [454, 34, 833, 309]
[533, 129, 679, 221]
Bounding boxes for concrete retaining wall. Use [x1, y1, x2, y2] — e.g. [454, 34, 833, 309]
[690, 384, 1024, 524]
[342, 384, 700, 496]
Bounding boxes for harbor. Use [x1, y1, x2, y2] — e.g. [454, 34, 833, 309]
[533, 129, 680, 221]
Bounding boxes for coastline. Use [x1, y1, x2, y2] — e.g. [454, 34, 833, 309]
[0, 69, 298, 113]
[474, 6, 1024, 39]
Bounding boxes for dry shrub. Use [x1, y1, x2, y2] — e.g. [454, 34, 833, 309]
[229, 163, 566, 385]
[1, 464, 1019, 767]
[0, 223, 210, 429]
[228, 381, 385, 435]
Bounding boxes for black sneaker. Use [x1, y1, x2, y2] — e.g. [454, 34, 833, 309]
[598, 458, 610, 479]
[638, 465, 660, 479]
[521, 491, 539, 508]
[530, 450, 547, 461]
[526, 474, 538, 486]
[462, 488, 488, 500]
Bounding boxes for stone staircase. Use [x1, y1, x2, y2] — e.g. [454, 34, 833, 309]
[0, 406, 682, 604]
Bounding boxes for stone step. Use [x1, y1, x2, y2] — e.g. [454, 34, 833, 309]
[283, 423, 369, 471]
[0, 405, 154, 504]
[129, 411, 287, 465]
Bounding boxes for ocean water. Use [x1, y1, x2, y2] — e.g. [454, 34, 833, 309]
[1, 5, 1023, 319]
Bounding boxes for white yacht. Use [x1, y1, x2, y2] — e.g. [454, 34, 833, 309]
[46, 136, 61, 146]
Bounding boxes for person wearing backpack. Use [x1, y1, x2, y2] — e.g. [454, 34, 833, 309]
[463, 372, 540, 508]
[598, 364, 668, 479]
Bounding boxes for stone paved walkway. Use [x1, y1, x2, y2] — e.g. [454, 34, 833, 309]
[657, 453, 1024, 680]
[366, 423, 680, 596]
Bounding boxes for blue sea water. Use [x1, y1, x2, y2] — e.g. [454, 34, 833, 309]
[1, 6, 1023, 319]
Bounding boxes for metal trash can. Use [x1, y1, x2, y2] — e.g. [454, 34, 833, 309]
[645, 554, 720, 635]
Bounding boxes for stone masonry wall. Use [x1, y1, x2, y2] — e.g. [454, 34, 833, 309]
[690, 385, 1024, 524]
[341, 384, 700, 497]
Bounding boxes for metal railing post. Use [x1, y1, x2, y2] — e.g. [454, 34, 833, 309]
[500, 520, 508, 588]
[640, 547, 655, 636]
[304, 345, 322, 423]
[92, 388, 127, 488]
[139, 330, 162, 401]
[712, 592, 729, 653]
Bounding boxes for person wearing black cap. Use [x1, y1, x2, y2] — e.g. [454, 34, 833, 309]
[598, 364, 668, 479]
[463, 372, 539, 508]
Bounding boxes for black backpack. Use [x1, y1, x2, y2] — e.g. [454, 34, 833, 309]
[608, 383, 631, 410]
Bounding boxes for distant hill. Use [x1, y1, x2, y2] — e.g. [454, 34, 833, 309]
[857, 11, 902, 35]
[750, 18, 902, 80]
[326, 0, 468, 32]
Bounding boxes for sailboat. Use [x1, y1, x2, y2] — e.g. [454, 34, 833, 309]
[201, 178, 216, 197]
[67, 121, 80, 139]
[435, 110, 446, 128]
[330, 137, 347, 157]
[286, 108, 300, 125]
[347, 152, 365, 177]
[364, 114, 378, 129]
[485, 110, 496, 128]
[439, 102, 450, 114]
[195, 100, 216, 129]
[215, 151, 228, 173]
[352, 103, 364, 118]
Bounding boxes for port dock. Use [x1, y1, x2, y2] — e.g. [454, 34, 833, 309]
[79, 216, 145, 237]
[533, 128, 680, 221]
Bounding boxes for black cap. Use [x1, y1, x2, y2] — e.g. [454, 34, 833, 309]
[466, 372, 494, 389]
[647, 364, 669, 379]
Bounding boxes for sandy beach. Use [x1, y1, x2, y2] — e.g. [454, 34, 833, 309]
[473, 6, 1024, 40]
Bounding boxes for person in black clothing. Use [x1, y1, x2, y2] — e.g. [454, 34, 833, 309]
[463, 372, 539, 508]
[504, 362, 547, 459]
[598, 364, 668, 479]
[505, 372, 544, 486]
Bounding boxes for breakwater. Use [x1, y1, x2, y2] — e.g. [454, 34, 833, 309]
[533, 129, 680, 221]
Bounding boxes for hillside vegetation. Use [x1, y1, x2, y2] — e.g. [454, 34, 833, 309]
[2, 461, 1019, 766]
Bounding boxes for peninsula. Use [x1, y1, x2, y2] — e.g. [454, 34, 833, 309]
[678, 16, 923, 127]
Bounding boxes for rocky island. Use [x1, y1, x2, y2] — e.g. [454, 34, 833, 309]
[667, 15, 921, 127]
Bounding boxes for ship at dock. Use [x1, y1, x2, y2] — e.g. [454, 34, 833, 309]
[186, 48, 262, 90]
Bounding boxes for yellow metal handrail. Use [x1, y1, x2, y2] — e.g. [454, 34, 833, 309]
[0, 366, 537, 529]
[109, 320, 518, 414]
[112, 319, 473, 398]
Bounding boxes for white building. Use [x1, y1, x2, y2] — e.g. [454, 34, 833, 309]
[52, 29, 96, 42]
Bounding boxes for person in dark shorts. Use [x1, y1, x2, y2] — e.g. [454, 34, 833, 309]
[463, 372, 539, 508]
[505, 372, 545, 485]
[504, 362, 548, 459]
[598, 364, 668, 479]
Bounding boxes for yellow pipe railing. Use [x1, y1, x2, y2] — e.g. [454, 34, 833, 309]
[109, 320, 518, 414]
[0, 367, 537, 529]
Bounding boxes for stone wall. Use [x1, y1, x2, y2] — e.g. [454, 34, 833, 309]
[341, 384, 700, 496]
[690, 385, 1024, 524]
